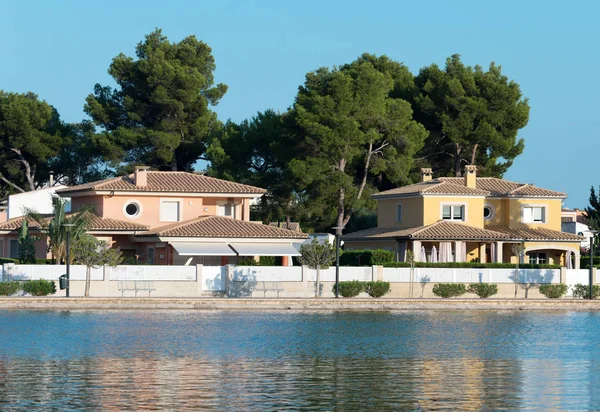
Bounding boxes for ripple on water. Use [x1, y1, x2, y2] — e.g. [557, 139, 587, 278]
[1, 310, 600, 411]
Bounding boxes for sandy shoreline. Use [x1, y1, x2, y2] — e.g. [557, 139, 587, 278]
[1, 297, 600, 311]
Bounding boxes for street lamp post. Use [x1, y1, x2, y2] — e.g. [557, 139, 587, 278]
[332, 226, 343, 298]
[63, 224, 75, 297]
[589, 230, 599, 300]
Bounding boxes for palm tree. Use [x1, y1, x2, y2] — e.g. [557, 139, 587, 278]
[26, 196, 93, 264]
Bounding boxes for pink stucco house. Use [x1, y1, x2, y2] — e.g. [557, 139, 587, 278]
[0, 167, 306, 265]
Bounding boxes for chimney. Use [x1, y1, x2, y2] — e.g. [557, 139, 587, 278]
[464, 165, 477, 188]
[134, 166, 149, 187]
[420, 168, 432, 182]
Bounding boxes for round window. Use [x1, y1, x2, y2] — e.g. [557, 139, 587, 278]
[125, 202, 140, 217]
[483, 206, 492, 219]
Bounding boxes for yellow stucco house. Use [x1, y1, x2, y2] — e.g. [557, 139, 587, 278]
[344, 166, 583, 268]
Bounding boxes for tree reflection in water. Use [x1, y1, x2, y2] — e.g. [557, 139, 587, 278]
[0, 310, 598, 410]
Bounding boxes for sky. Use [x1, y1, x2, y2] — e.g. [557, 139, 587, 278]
[2, 0, 599, 208]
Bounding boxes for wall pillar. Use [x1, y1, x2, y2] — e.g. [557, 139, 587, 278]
[196, 264, 203, 296]
[282, 256, 290, 266]
[302, 265, 309, 297]
[243, 199, 251, 221]
[102, 265, 111, 296]
[575, 250, 581, 269]
[594, 268, 598, 285]
[221, 256, 229, 266]
[560, 267, 567, 284]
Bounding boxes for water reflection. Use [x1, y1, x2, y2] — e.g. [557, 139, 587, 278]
[0, 310, 599, 410]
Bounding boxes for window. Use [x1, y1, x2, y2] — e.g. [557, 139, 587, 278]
[529, 252, 547, 264]
[160, 200, 181, 222]
[123, 201, 142, 219]
[483, 206, 493, 220]
[218, 202, 235, 218]
[442, 205, 464, 221]
[523, 206, 545, 223]
[396, 204, 402, 222]
[562, 216, 575, 223]
[9, 240, 19, 259]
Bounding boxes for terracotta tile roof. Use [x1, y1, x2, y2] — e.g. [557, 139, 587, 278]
[0, 213, 148, 232]
[268, 222, 302, 232]
[373, 181, 489, 198]
[437, 177, 566, 198]
[56, 172, 267, 195]
[344, 221, 510, 241]
[139, 216, 308, 239]
[486, 226, 584, 241]
[0, 216, 45, 231]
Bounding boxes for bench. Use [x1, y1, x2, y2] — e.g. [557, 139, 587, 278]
[255, 281, 284, 298]
[118, 280, 156, 297]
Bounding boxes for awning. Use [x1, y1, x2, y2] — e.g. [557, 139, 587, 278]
[229, 243, 301, 256]
[171, 242, 236, 256]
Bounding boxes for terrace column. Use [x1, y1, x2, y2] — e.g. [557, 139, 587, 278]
[412, 240, 422, 262]
[479, 243, 487, 263]
[496, 242, 504, 263]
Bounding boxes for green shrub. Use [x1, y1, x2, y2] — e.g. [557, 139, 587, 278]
[237, 257, 258, 266]
[0, 258, 19, 265]
[383, 262, 560, 269]
[364, 281, 391, 298]
[340, 250, 394, 266]
[432, 283, 467, 298]
[580, 256, 600, 269]
[335, 281, 364, 297]
[0, 281, 21, 296]
[539, 284, 569, 299]
[571, 283, 600, 299]
[259, 256, 276, 266]
[22, 279, 56, 296]
[467, 283, 498, 298]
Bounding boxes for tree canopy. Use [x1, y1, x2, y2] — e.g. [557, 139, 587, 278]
[0, 91, 64, 194]
[207, 110, 299, 223]
[73, 235, 122, 297]
[289, 57, 428, 233]
[85, 28, 227, 172]
[412, 54, 530, 177]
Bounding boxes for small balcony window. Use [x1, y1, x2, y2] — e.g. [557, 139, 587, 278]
[442, 205, 464, 221]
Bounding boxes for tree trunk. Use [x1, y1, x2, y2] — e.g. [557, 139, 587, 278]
[85, 266, 91, 297]
[454, 143, 462, 176]
[315, 267, 320, 297]
[470, 143, 479, 165]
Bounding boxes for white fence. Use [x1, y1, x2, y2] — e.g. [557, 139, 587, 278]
[232, 266, 302, 282]
[108, 265, 196, 281]
[383, 267, 561, 284]
[2, 264, 567, 285]
[203, 265, 226, 291]
[308, 266, 374, 282]
[5, 265, 104, 281]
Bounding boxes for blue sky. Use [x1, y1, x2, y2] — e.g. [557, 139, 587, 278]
[2, 0, 599, 207]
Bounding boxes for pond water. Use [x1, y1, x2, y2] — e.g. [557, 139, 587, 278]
[0, 310, 599, 411]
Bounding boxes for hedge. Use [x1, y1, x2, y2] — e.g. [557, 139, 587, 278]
[339, 250, 395, 266]
[432, 283, 467, 298]
[335, 281, 364, 297]
[22, 279, 56, 296]
[0, 258, 50, 265]
[0, 281, 21, 296]
[539, 284, 569, 299]
[467, 283, 498, 298]
[383, 262, 560, 269]
[580, 256, 600, 269]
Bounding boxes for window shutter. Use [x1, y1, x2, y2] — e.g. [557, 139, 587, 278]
[533, 207, 543, 222]
[523, 207, 533, 223]
[160, 201, 180, 222]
